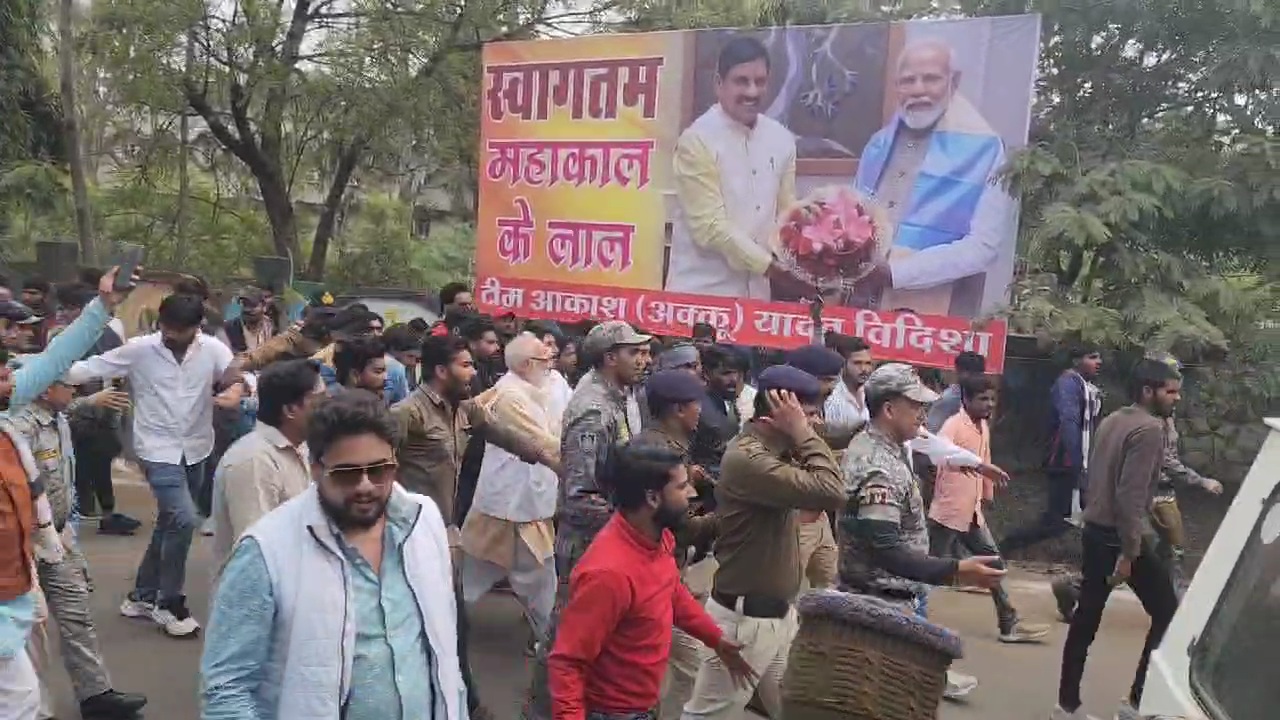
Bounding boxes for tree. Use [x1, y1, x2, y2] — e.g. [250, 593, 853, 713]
[0, 0, 63, 167]
[58, 0, 97, 264]
[91, 0, 618, 280]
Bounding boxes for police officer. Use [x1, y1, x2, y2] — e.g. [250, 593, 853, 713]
[1, 374, 147, 719]
[839, 363, 1005, 700]
[524, 320, 652, 720]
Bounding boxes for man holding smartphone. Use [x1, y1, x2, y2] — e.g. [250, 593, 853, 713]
[839, 364, 1006, 700]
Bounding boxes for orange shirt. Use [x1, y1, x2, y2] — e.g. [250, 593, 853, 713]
[928, 411, 993, 532]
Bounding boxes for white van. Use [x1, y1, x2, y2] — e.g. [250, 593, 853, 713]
[1140, 417, 1280, 720]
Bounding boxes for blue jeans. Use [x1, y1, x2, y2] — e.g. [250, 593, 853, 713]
[134, 458, 206, 605]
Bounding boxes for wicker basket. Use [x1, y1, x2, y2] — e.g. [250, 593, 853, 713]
[782, 590, 964, 720]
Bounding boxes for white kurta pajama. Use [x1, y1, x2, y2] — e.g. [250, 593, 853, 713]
[459, 372, 562, 639]
[666, 104, 797, 301]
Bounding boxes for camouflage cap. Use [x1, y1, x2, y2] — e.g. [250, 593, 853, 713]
[582, 320, 651, 357]
[864, 362, 939, 404]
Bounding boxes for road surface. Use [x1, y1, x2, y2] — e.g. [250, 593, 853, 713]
[41, 483, 1153, 719]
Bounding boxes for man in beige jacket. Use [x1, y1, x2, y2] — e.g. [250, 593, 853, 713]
[459, 333, 561, 643]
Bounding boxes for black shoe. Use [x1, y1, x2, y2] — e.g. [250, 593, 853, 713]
[98, 515, 137, 536]
[80, 689, 147, 718]
[111, 512, 143, 529]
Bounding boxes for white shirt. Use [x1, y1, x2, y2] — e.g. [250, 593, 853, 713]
[65, 332, 234, 465]
[824, 378, 982, 469]
[666, 104, 796, 300]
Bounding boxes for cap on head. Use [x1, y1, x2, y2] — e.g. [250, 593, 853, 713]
[864, 362, 939, 404]
[657, 343, 700, 371]
[757, 365, 821, 404]
[785, 345, 844, 378]
[645, 370, 705, 407]
[582, 321, 652, 358]
[0, 301, 42, 325]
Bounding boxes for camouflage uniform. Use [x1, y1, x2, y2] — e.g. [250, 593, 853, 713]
[1, 400, 114, 702]
[524, 321, 650, 720]
[839, 424, 931, 601]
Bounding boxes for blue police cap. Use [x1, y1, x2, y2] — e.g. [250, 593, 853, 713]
[645, 370, 705, 407]
[785, 345, 844, 378]
[757, 365, 821, 403]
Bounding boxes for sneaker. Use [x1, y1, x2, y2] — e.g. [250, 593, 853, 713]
[98, 515, 138, 536]
[1000, 620, 1052, 644]
[119, 594, 154, 619]
[200, 517, 215, 537]
[78, 510, 103, 521]
[80, 689, 148, 718]
[1112, 699, 1178, 720]
[1051, 706, 1101, 720]
[943, 669, 978, 700]
[151, 596, 201, 637]
[111, 512, 143, 529]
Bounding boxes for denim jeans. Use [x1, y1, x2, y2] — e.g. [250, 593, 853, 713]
[134, 458, 206, 605]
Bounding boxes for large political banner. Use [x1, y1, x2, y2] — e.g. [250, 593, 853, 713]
[476, 15, 1041, 370]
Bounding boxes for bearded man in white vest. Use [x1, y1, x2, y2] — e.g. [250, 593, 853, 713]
[200, 392, 465, 720]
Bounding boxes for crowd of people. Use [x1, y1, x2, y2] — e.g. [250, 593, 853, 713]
[0, 272, 1219, 720]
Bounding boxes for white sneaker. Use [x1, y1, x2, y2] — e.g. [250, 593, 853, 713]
[1051, 705, 1101, 720]
[119, 595, 154, 619]
[1112, 700, 1176, 720]
[943, 669, 978, 700]
[151, 597, 201, 637]
[200, 517, 215, 537]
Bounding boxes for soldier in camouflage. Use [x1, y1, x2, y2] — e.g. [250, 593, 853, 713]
[1, 373, 148, 719]
[839, 363, 1006, 701]
[524, 320, 652, 720]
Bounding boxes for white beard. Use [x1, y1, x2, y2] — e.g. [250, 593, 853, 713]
[901, 98, 949, 130]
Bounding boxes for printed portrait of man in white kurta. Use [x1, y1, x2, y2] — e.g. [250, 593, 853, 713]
[850, 37, 1018, 317]
[665, 36, 798, 302]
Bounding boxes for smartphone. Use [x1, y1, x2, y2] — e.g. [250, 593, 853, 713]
[111, 242, 146, 291]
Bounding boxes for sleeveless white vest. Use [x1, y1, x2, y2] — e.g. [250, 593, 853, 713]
[242, 484, 465, 720]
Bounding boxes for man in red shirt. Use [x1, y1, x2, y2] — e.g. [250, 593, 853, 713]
[549, 441, 755, 720]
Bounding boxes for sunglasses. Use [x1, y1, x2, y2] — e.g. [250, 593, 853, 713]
[323, 460, 398, 488]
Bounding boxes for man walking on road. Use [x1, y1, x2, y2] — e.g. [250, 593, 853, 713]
[65, 293, 242, 638]
[1052, 358, 1182, 720]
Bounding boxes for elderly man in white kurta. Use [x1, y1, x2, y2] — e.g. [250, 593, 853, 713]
[666, 35, 797, 301]
[853, 38, 1018, 317]
[459, 333, 561, 641]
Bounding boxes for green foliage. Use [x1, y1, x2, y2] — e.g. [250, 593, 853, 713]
[86, 0, 617, 277]
[325, 195, 474, 291]
[0, 0, 64, 167]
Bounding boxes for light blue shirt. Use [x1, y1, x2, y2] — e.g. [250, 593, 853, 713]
[0, 297, 111, 658]
[201, 493, 440, 720]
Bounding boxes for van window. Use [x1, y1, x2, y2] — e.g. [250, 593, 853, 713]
[1190, 485, 1280, 720]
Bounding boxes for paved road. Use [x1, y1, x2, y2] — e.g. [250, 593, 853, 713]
[42, 484, 1153, 719]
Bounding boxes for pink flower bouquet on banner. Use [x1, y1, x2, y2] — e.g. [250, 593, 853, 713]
[774, 186, 889, 293]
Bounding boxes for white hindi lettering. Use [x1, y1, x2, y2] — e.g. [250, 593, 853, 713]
[485, 139, 654, 189]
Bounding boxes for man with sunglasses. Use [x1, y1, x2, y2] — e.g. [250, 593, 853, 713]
[202, 392, 468, 720]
